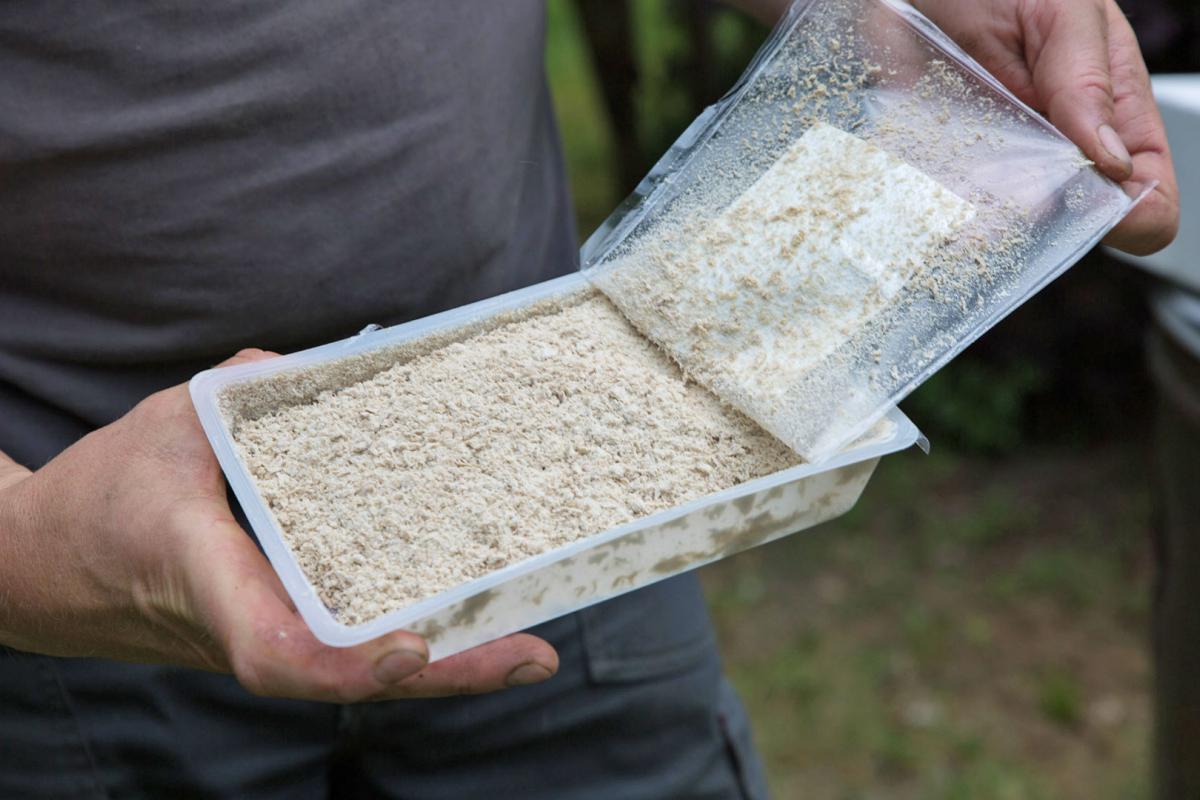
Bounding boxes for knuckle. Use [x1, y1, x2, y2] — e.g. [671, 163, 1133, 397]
[306, 672, 343, 701]
[131, 388, 174, 422]
[333, 683, 372, 705]
[1045, 66, 1110, 104]
[449, 673, 480, 697]
[316, 671, 352, 705]
[1023, 0, 1052, 28]
[321, 675, 363, 704]
[1075, 66, 1114, 98]
[301, 659, 370, 704]
[129, 388, 197, 440]
[230, 649, 272, 698]
[1044, 73, 1113, 122]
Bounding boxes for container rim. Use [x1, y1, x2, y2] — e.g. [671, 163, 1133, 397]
[190, 274, 923, 647]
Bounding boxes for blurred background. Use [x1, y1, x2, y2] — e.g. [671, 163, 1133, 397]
[545, 1, 1198, 797]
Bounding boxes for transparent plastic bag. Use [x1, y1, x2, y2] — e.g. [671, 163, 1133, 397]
[581, 0, 1145, 462]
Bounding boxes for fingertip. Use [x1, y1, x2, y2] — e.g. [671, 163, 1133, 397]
[385, 633, 560, 698]
[369, 630, 430, 682]
[1102, 186, 1180, 255]
[373, 647, 429, 684]
[218, 348, 281, 368]
[505, 662, 554, 687]
[500, 632, 559, 673]
[533, 638, 560, 675]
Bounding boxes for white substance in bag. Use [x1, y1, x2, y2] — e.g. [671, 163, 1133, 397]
[593, 124, 973, 451]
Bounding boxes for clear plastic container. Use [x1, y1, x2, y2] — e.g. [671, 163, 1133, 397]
[190, 273, 922, 660]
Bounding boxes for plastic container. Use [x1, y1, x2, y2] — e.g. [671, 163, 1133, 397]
[190, 273, 923, 660]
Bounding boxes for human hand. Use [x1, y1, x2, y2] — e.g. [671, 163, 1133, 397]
[911, 0, 1180, 255]
[0, 349, 559, 702]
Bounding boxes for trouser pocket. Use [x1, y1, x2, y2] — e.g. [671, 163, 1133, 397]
[578, 573, 717, 683]
[717, 678, 771, 800]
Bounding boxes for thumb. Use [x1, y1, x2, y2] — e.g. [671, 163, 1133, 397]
[1029, 0, 1132, 182]
[179, 500, 432, 702]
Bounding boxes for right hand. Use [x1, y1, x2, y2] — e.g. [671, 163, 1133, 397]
[0, 349, 559, 702]
[912, 0, 1179, 256]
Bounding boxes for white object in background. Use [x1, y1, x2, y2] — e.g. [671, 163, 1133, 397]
[1105, 74, 1200, 358]
[1107, 75, 1200, 294]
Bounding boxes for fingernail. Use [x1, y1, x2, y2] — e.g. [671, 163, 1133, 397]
[505, 662, 553, 687]
[1097, 124, 1132, 170]
[374, 649, 427, 683]
[1118, 179, 1146, 199]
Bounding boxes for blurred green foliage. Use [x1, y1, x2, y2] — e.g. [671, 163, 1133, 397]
[547, 0, 765, 237]
[628, 2, 765, 163]
[703, 445, 1152, 799]
[1037, 670, 1084, 728]
[903, 361, 1047, 455]
[545, 2, 619, 239]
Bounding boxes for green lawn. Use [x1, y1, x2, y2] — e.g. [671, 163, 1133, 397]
[545, 0, 621, 239]
[702, 445, 1151, 799]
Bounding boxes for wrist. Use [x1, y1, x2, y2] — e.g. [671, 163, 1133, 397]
[0, 451, 31, 492]
[0, 475, 50, 651]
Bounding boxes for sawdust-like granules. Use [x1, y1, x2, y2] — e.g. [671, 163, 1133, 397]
[232, 292, 800, 625]
[591, 123, 974, 461]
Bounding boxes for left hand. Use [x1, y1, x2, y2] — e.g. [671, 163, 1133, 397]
[0, 348, 559, 702]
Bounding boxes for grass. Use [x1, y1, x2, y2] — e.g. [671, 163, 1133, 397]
[544, 1, 621, 239]
[1037, 670, 1084, 729]
[546, 0, 765, 239]
[700, 444, 1153, 799]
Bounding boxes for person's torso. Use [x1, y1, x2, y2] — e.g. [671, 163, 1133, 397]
[0, 0, 576, 465]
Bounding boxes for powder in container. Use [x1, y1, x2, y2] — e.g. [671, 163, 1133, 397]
[230, 291, 800, 625]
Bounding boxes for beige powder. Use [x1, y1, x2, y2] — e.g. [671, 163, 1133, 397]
[232, 292, 799, 625]
[591, 123, 974, 461]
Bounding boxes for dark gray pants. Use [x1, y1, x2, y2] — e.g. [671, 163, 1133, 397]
[0, 574, 767, 799]
[1149, 327, 1200, 800]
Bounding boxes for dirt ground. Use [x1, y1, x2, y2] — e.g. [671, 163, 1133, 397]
[701, 441, 1155, 800]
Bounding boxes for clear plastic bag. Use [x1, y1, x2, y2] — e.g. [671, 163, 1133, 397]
[581, 0, 1145, 462]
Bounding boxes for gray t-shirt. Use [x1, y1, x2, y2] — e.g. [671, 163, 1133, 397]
[0, 1, 576, 467]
